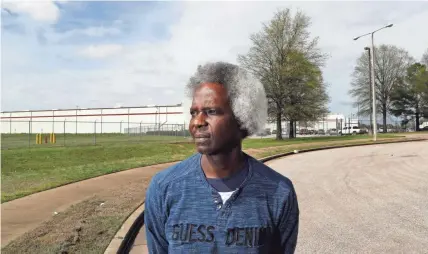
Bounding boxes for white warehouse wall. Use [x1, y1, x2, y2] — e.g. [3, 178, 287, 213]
[1, 105, 185, 134]
[1, 105, 349, 135]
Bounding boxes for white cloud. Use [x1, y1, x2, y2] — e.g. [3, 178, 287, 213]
[78, 44, 123, 59]
[2, 0, 61, 23]
[2, 1, 428, 115]
[63, 26, 121, 37]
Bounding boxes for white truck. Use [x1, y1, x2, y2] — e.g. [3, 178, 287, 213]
[339, 126, 367, 135]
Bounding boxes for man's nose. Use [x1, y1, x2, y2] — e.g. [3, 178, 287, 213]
[193, 112, 207, 127]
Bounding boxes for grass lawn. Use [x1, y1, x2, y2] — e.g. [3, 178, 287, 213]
[242, 134, 397, 149]
[1, 133, 190, 149]
[1, 133, 400, 203]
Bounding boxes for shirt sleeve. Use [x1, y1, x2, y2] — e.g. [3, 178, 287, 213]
[277, 185, 300, 253]
[144, 177, 168, 253]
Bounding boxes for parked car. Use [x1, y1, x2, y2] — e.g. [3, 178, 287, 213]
[328, 128, 338, 135]
[300, 129, 309, 135]
[359, 128, 369, 134]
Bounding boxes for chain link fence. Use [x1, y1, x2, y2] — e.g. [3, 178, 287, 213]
[253, 118, 346, 138]
[357, 118, 413, 134]
[256, 117, 411, 138]
[1, 120, 191, 149]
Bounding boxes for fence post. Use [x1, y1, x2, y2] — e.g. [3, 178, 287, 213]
[120, 121, 123, 134]
[76, 108, 78, 135]
[64, 120, 66, 146]
[128, 108, 130, 136]
[140, 121, 143, 140]
[101, 109, 103, 134]
[94, 120, 97, 145]
[28, 121, 31, 148]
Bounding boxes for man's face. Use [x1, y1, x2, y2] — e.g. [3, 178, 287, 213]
[189, 83, 242, 155]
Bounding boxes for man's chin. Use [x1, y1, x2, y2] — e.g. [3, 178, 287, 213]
[196, 145, 213, 155]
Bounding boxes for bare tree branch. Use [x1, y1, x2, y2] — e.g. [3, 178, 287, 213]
[349, 44, 413, 132]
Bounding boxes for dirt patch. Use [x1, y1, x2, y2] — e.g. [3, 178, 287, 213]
[1, 179, 151, 254]
[1, 162, 176, 247]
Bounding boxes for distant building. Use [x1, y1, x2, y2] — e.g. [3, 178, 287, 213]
[1, 104, 184, 134]
[1, 104, 374, 136]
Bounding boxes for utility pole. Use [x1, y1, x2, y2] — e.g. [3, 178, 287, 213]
[354, 24, 393, 141]
[365, 47, 373, 135]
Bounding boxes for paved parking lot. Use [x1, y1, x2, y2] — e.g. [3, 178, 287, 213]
[266, 140, 428, 253]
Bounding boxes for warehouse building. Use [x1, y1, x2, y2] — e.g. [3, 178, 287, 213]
[1, 104, 184, 135]
[1, 104, 350, 136]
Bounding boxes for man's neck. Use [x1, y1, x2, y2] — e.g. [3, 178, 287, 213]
[201, 146, 245, 179]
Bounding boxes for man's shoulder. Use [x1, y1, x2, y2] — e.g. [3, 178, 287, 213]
[248, 155, 295, 192]
[150, 153, 201, 189]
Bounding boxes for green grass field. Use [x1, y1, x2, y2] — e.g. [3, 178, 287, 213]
[1, 133, 191, 150]
[1, 133, 400, 203]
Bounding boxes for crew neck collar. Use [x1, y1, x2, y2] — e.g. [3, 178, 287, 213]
[196, 152, 254, 194]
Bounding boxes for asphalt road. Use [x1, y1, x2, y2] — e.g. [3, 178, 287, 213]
[266, 140, 428, 253]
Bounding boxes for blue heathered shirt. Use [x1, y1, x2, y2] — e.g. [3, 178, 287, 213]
[144, 153, 299, 254]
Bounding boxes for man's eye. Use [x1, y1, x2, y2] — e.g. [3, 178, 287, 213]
[190, 111, 197, 117]
[206, 109, 217, 115]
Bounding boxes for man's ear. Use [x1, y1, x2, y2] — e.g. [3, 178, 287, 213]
[235, 118, 249, 139]
[240, 129, 249, 139]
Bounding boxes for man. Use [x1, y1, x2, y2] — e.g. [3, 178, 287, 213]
[145, 62, 299, 253]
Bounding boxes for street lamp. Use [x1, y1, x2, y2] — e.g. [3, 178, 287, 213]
[364, 46, 373, 135]
[353, 24, 393, 141]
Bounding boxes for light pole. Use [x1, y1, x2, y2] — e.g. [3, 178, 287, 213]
[353, 24, 393, 141]
[364, 46, 373, 135]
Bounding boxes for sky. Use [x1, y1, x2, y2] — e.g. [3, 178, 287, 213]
[1, 0, 428, 116]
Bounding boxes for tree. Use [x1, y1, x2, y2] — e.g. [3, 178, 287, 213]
[238, 8, 328, 139]
[390, 63, 428, 131]
[349, 51, 372, 117]
[422, 48, 428, 66]
[349, 44, 414, 133]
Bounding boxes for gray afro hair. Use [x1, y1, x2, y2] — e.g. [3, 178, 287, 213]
[185, 61, 268, 136]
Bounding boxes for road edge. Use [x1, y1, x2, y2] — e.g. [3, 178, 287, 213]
[259, 137, 427, 162]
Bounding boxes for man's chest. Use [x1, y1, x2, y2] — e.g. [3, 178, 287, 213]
[164, 193, 279, 253]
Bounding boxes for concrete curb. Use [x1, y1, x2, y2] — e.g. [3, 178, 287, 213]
[106, 137, 427, 253]
[104, 203, 145, 254]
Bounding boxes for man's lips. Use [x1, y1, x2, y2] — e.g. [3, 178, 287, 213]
[194, 133, 211, 143]
[194, 133, 211, 139]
